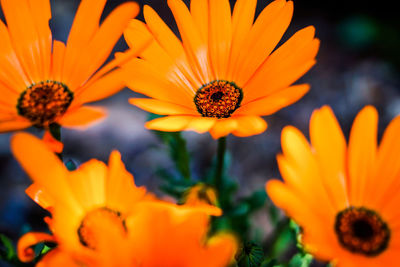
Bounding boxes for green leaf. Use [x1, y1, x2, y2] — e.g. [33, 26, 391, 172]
[0, 234, 16, 261]
[40, 245, 52, 255]
[288, 253, 313, 267]
[236, 242, 264, 267]
[241, 190, 267, 213]
[154, 130, 191, 180]
[261, 259, 282, 267]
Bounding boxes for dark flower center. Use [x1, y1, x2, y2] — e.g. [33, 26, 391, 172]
[17, 80, 73, 127]
[335, 207, 390, 256]
[194, 80, 243, 119]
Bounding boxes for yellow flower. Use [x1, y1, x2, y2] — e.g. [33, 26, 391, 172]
[123, 0, 319, 138]
[266, 106, 400, 266]
[0, 0, 148, 132]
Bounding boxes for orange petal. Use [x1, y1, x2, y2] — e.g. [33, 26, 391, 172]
[0, 84, 19, 109]
[81, 36, 152, 93]
[190, 0, 208, 42]
[0, 20, 30, 90]
[58, 106, 106, 129]
[36, 248, 82, 267]
[17, 232, 55, 262]
[129, 98, 197, 115]
[0, 118, 31, 132]
[42, 130, 64, 154]
[370, 115, 400, 209]
[144, 5, 185, 61]
[63, 0, 107, 81]
[209, 118, 238, 139]
[279, 126, 336, 217]
[0, 0, 50, 83]
[231, 116, 267, 137]
[73, 68, 126, 105]
[266, 180, 338, 261]
[141, 7, 201, 90]
[168, 0, 212, 84]
[66, 159, 107, 210]
[66, 2, 139, 89]
[186, 117, 217, 133]
[199, 234, 238, 267]
[233, 0, 293, 86]
[27, 0, 52, 79]
[244, 26, 319, 103]
[145, 115, 193, 132]
[309, 106, 348, 210]
[208, 0, 232, 78]
[123, 20, 185, 84]
[227, 0, 257, 80]
[51, 40, 66, 82]
[106, 151, 146, 214]
[25, 183, 54, 210]
[348, 106, 378, 206]
[11, 133, 81, 211]
[123, 59, 194, 108]
[236, 84, 310, 116]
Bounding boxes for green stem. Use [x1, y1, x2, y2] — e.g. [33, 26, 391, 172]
[214, 137, 226, 197]
[49, 123, 62, 160]
[49, 123, 61, 141]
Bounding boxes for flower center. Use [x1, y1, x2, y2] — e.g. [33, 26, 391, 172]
[194, 80, 243, 119]
[335, 207, 390, 256]
[78, 207, 126, 250]
[17, 80, 73, 127]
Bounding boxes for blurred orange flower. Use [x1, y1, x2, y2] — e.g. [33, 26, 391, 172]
[12, 132, 147, 265]
[0, 0, 148, 132]
[123, 0, 319, 138]
[266, 106, 400, 266]
[125, 201, 237, 267]
[12, 133, 236, 267]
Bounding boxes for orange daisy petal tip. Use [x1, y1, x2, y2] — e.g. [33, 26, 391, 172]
[122, 0, 319, 138]
[0, 0, 141, 133]
[266, 105, 400, 265]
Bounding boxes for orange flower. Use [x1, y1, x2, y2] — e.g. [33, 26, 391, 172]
[11, 132, 147, 265]
[12, 133, 236, 267]
[266, 106, 400, 266]
[18, 202, 237, 267]
[0, 0, 148, 132]
[123, 201, 237, 267]
[123, 0, 319, 138]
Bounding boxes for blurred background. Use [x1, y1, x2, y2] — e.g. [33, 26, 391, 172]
[0, 0, 399, 266]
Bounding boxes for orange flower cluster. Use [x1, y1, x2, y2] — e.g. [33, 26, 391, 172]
[3, 0, 397, 266]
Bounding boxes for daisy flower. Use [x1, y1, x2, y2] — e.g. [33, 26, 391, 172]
[0, 0, 147, 132]
[123, 0, 319, 138]
[266, 106, 400, 266]
[11, 133, 147, 265]
[12, 133, 235, 267]
[124, 201, 237, 267]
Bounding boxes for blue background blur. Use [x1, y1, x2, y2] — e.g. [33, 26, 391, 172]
[0, 0, 399, 265]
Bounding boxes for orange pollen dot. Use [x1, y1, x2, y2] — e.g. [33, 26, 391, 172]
[194, 80, 243, 119]
[77, 207, 126, 250]
[17, 80, 73, 127]
[335, 207, 390, 256]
